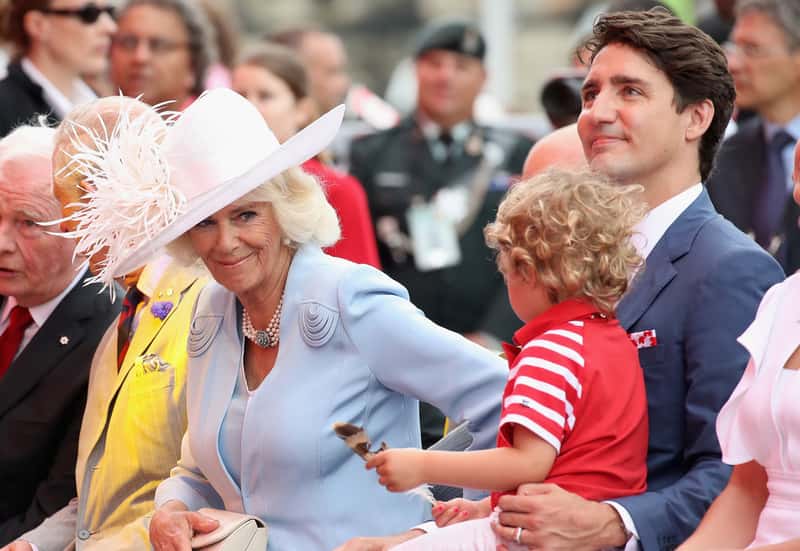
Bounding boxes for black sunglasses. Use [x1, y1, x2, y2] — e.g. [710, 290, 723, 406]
[40, 3, 115, 24]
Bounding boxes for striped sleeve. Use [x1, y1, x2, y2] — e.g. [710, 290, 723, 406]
[499, 322, 584, 453]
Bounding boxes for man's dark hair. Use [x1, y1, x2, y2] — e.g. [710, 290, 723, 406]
[118, 0, 218, 96]
[583, 8, 735, 181]
[1, 0, 50, 55]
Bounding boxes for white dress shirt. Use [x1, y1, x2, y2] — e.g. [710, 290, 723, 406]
[20, 57, 96, 119]
[0, 266, 86, 361]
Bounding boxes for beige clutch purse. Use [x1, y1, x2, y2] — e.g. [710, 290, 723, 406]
[191, 508, 268, 551]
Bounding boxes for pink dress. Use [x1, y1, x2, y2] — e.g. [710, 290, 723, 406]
[716, 274, 800, 548]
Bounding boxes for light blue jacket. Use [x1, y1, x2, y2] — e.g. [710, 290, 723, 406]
[155, 245, 507, 550]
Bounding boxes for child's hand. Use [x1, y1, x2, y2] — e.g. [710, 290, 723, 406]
[365, 448, 425, 492]
[432, 498, 490, 527]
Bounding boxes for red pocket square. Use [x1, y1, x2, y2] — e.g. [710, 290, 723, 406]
[629, 329, 658, 349]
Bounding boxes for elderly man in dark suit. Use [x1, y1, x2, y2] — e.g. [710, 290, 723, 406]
[0, 125, 120, 544]
[349, 20, 532, 447]
[707, 0, 800, 273]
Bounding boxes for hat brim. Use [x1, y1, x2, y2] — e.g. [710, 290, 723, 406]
[113, 104, 345, 277]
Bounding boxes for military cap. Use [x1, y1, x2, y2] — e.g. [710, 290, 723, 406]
[413, 20, 486, 60]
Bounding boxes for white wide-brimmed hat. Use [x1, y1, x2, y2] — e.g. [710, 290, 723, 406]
[61, 88, 345, 288]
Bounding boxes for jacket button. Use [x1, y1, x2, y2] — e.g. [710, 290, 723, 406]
[78, 529, 91, 540]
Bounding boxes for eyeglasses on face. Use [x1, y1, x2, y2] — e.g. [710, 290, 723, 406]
[723, 41, 790, 60]
[111, 34, 189, 55]
[39, 3, 115, 24]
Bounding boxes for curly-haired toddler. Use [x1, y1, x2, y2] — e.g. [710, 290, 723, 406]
[367, 169, 650, 550]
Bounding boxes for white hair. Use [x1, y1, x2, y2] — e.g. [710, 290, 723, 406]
[166, 166, 341, 265]
[0, 125, 57, 195]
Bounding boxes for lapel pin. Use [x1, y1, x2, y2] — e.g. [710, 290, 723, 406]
[150, 301, 174, 321]
[59, 336, 69, 345]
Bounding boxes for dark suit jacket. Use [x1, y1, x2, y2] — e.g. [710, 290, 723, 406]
[349, 115, 533, 342]
[614, 191, 784, 551]
[0, 62, 59, 138]
[0, 270, 121, 545]
[706, 116, 800, 274]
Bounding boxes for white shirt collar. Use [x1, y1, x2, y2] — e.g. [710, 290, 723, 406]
[20, 57, 96, 119]
[1, 264, 87, 329]
[632, 183, 703, 260]
[763, 115, 800, 192]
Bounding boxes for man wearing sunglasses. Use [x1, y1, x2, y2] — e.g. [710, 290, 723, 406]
[0, 1, 116, 138]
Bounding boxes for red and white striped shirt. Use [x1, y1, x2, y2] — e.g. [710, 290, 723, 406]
[492, 299, 648, 507]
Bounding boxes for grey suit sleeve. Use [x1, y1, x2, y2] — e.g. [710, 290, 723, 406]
[18, 499, 77, 551]
[614, 249, 784, 551]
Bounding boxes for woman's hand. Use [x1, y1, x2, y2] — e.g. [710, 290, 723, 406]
[149, 501, 219, 551]
[365, 448, 425, 492]
[432, 497, 491, 527]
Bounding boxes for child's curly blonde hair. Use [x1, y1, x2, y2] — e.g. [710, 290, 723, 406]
[484, 169, 645, 316]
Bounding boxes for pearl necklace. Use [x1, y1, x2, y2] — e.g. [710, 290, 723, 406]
[242, 296, 283, 348]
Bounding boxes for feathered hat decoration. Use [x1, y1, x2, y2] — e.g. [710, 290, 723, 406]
[54, 103, 181, 298]
[48, 89, 346, 301]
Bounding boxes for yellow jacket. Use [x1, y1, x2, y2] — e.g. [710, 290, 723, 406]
[22, 258, 207, 551]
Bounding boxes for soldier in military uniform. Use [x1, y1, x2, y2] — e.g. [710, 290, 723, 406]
[349, 20, 533, 447]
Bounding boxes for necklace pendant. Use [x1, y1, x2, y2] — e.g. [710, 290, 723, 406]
[254, 330, 271, 348]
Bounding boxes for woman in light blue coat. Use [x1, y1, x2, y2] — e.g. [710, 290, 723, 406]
[67, 88, 507, 550]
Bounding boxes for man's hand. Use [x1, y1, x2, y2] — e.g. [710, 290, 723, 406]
[333, 529, 426, 551]
[492, 483, 629, 551]
[432, 497, 491, 527]
[149, 501, 219, 551]
[365, 449, 426, 492]
[0, 541, 34, 551]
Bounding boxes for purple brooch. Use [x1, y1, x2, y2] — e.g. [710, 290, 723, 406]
[150, 301, 174, 320]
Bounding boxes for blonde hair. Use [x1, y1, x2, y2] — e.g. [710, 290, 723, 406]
[484, 169, 645, 316]
[166, 166, 340, 265]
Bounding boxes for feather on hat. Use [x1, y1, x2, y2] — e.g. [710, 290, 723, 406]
[56, 88, 345, 291]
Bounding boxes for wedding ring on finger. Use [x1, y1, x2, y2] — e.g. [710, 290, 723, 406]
[515, 526, 523, 544]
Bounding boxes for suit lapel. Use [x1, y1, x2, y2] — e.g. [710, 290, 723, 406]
[618, 191, 717, 331]
[115, 269, 199, 396]
[78, 268, 200, 477]
[0, 270, 99, 417]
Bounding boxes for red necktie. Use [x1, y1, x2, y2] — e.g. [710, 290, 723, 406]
[117, 287, 144, 369]
[0, 306, 34, 379]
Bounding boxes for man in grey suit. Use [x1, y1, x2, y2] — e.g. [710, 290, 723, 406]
[707, 0, 800, 273]
[0, 126, 120, 545]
